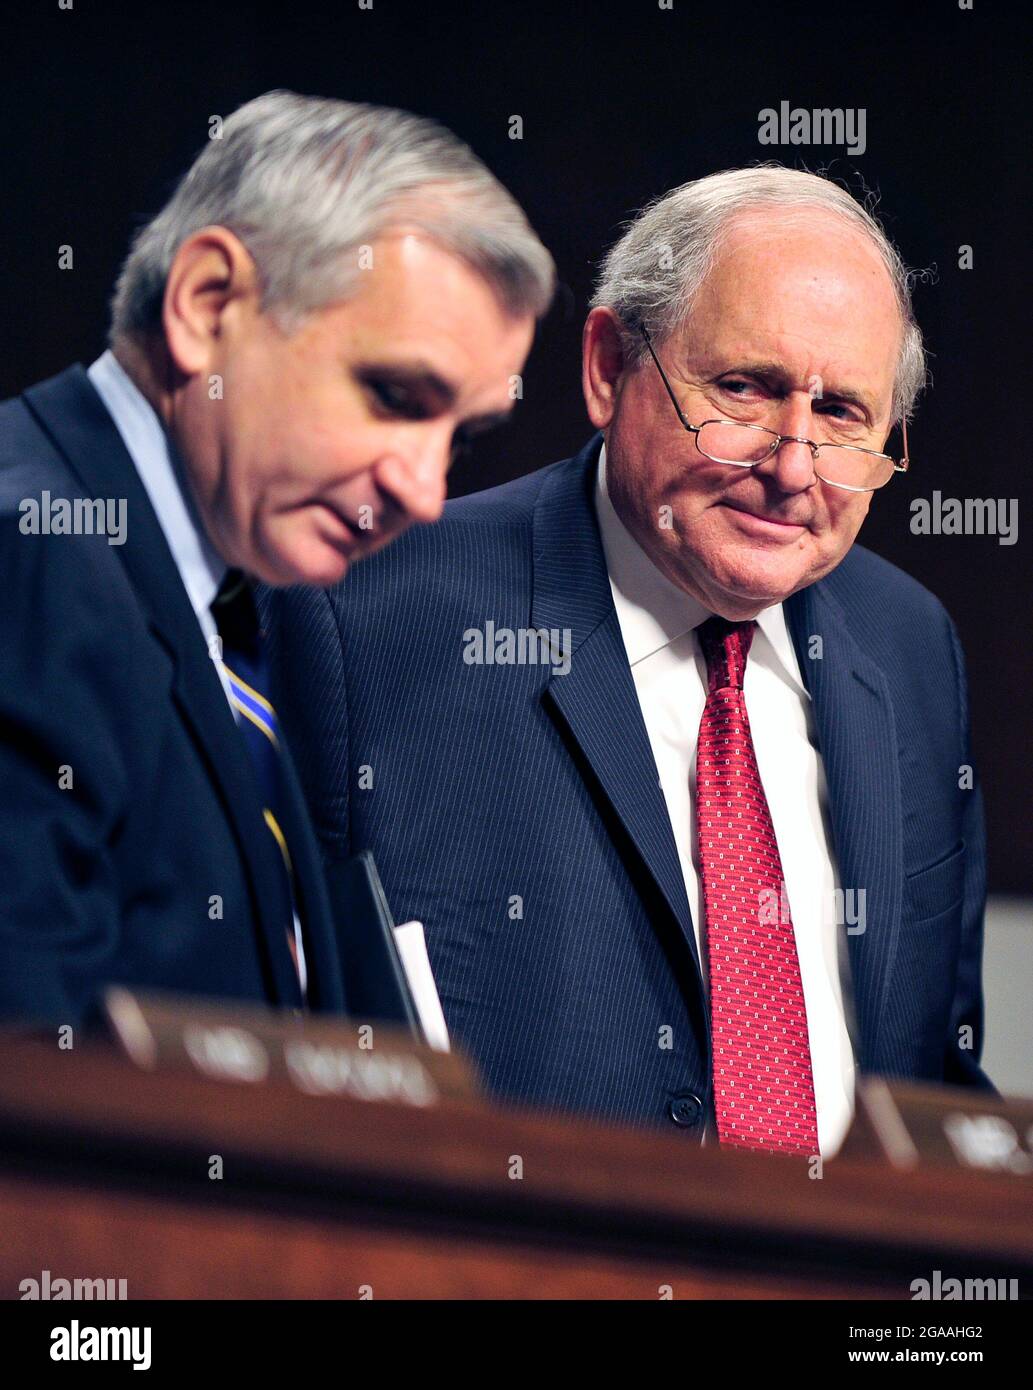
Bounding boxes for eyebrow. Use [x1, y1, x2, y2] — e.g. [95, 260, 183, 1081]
[711, 359, 880, 423]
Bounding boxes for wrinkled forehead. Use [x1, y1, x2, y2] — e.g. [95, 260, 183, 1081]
[675, 210, 902, 400]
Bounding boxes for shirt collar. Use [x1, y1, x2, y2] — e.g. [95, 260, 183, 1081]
[88, 349, 226, 619]
[595, 442, 809, 698]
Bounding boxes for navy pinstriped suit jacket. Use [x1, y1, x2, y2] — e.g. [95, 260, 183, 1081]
[265, 435, 993, 1134]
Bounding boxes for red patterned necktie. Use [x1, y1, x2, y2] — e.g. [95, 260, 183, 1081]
[695, 615, 819, 1156]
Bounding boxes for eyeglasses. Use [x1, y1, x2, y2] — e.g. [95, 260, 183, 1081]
[638, 325, 909, 493]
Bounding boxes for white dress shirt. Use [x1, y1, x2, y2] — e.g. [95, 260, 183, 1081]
[87, 350, 307, 994]
[596, 444, 856, 1155]
[88, 350, 228, 688]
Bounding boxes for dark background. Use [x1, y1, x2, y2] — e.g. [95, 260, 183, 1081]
[2, 0, 1029, 888]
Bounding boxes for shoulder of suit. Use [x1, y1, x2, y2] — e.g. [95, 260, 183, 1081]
[829, 542, 952, 619]
[442, 455, 567, 526]
[321, 456, 582, 645]
[823, 542, 960, 672]
[0, 390, 143, 632]
[337, 454, 574, 601]
[0, 391, 66, 513]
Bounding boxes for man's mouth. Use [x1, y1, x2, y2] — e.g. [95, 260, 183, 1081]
[310, 502, 363, 554]
[318, 501, 379, 544]
[721, 502, 809, 533]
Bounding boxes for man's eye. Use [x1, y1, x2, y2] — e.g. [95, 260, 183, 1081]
[816, 402, 858, 422]
[368, 380, 427, 419]
[720, 379, 760, 397]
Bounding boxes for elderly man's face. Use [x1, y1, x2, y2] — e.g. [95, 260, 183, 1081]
[584, 210, 903, 618]
[169, 230, 535, 587]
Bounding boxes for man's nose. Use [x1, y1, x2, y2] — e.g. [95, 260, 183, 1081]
[753, 398, 820, 491]
[374, 429, 450, 525]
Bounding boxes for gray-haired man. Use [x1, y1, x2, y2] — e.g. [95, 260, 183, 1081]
[0, 90, 553, 1024]
[267, 165, 991, 1156]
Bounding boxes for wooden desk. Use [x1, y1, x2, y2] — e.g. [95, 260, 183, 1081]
[0, 1038, 1029, 1299]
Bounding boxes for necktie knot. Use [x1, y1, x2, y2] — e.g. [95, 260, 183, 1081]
[698, 615, 755, 694]
[211, 569, 262, 656]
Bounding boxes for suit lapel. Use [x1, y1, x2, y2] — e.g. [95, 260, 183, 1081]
[531, 439, 702, 982]
[23, 365, 306, 1009]
[784, 580, 902, 1072]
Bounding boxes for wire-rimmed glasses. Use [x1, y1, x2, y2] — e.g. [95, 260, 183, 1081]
[639, 324, 909, 493]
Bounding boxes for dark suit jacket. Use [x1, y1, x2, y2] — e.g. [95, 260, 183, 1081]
[266, 435, 992, 1133]
[0, 365, 349, 1025]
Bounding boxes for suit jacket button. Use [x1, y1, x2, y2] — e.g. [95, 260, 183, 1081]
[668, 1093, 703, 1127]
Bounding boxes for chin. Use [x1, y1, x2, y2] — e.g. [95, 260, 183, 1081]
[293, 548, 352, 589]
[731, 539, 813, 586]
[703, 558, 803, 609]
[254, 534, 352, 589]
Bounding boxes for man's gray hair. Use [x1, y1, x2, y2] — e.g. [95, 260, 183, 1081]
[110, 90, 555, 343]
[591, 164, 927, 422]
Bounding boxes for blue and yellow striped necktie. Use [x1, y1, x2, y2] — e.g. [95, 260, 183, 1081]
[210, 570, 305, 993]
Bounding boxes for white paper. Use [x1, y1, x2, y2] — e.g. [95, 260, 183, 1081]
[393, 921, 451, 1053]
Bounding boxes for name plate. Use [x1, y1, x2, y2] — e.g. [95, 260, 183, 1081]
[838, 1076, 1033, 1177]
[103, 988, 478, 1109]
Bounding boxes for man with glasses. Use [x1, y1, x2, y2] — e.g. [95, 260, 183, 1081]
[267, 166, 991, 1156]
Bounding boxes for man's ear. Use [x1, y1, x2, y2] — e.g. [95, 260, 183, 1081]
[582, 306, 627, 429]
[161, 227, 259, 377]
